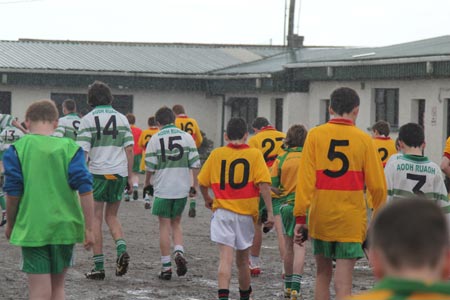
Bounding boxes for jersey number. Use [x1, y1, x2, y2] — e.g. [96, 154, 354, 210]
[406, 173, 426, 195]
[324, 139, 350, 178]
[72, 120, 80, 137]
[262, 137, 284, 162]
[159, 136, 184, 162]
[180, 122, 194, 135]
[4, 130, 15, 142]
[220, 159, 250, 190]
[378, 147, 388, 161]
[94, 116, 118, 139]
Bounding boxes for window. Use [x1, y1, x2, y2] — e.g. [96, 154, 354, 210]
[51, 93, 133, 117]
[228, 97, 258, 133]
[0, 91, 11, 114]
[320, 99, 330, 124]
[411, 99, 425, 128]
[273, 98, 283, 131]
[374, 89, 399, 129]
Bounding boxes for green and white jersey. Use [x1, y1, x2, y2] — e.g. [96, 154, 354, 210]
[77, 105, 133, 176]
[145, 124, 200, 199]
[54, 113, 81, 140]
[0, 125, 24, 158]
[0, 114, 13, 132]
[385, 154, 450, 212]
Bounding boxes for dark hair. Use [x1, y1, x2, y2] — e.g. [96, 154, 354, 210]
[370, 198, 448, 269]
[284, 124, 307, 148]
[227, 117, 248, 140]
[252, 117, 270, 130]
[398, 123, 424, 148]
[172, 104, 185, 115]
[26, 99, 59, 123]
[62, 99, 76, 112]
[155, 106, 175, 126]
[148, 116, 156, 126]
[87, 81, 113, 107]
[126, 113, 136, 125]
[372, 120, 390, 136]
[330, 87, 360, 115]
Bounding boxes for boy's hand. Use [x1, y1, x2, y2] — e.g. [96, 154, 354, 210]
[189, 186, 197, 198]
[263, 213, 275, 233]
[294, 224, 308, 246]
[143, 185, 154, 197]
[84, 229, 94, 250]
[126, 181, 133, 195]
[204, 195, 213, 210]
[5, 224, 12, 240]
[270, 187, 282, 196]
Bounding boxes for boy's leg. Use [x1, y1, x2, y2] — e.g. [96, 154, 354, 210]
[28, 274, 52, 300]
[274, 214, 286, 273]
[158, 216, 173, 279]
[284, 236, 294, 298]
[314, 254, 333, 300]
[85, 201, 106, 279]
[334, 259, 357, 300]
[218, 244, 234, 299]
[50, 269, 68, 300]
[188, 170, 196, 218]
[171, 213, 188, 276]
[249, 221, 262, 276]
[236, 248, 252, 300]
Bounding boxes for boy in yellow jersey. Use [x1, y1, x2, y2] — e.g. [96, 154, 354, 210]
[370, 120, 397, 168]
[271, 124, 308, 300]
[173, 104, 202, 218]
[138, 116, 159, 209]
[440, 136, 450, 189]
[198, 117, 274, 300]
[348, 198, 450, 300]
[247, 117, 286, 276]
[294, 87, 387, 300]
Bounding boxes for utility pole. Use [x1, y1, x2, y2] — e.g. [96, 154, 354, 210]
[287, 0, 303, 48]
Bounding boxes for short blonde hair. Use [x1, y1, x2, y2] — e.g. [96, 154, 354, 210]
[26, 100, 59, 123]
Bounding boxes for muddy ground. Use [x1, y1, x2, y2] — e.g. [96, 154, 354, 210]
[0, 195, 374, 299]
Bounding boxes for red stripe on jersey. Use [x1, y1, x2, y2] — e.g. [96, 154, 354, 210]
[328, 118, 354, 126]
[315, 170, 364, 191]
[382, 162, 387, 168]
[445, 152, 450, 159]
[265, 155, 277, 167]
[211, 182, 259, 200]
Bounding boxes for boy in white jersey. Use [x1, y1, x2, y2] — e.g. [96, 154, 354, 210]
[54, 99, 81, 140]
[144, 106, 200, 280]
[77, 81, 134, 280]
[385, 123, 449, 212]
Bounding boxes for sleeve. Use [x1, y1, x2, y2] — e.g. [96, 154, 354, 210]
[384, 159, 395, 203]
[145, 136, 158, 172]
[0, 129, 6, 151]
[187, 134, 201, 169]
[253, 151, 271, 185]
[3, 146, 24, 197]
[76, 117, 92, 153]
[138, 130, 146, 149]
[433, 170, 450, 211]
[53, 121, 65, 138]
[270, 157, 281, 188]
[248, 136, 258, 148]
[123, 120, 134, 148]
[193, 120, 203, 148]
[68, 148, 93, 194]
[294, 132, 315, 222]
[444, 138, 450, 159]
[364, 138, 387, 211]
[197, 151, 213, 187]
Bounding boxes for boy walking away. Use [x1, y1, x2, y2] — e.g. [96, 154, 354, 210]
[294, 87, 387, 300]
[384, 123, 450, 210]
[144, 106, 200, 280]
[138, 116, 159, 209]
[349, 198, 450, 299]
[370, 120, 397, 167]
[198, 117, 275, 300]
[126, 113, 143, 201]
[172, 104, 202, 218]
[247, 117, 286, 277]
[53, 99, 81, 140]
[77, 81, 134, 280]
[3, 100, 94, 300]
[271, 124, 308, 300]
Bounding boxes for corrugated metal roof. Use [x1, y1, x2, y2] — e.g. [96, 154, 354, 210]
[0, 39, 286, 74]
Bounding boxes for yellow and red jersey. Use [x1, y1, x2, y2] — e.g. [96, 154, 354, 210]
[198, 144, 271, 221]
[248, 126, 286, 168]
[138, 126, 159, 171]
[294, 118, 387, 243]
[130, 125, 143, 155]
[373, 137, 397, 167]
[444, 137, 450, 159]
[174, 115, 203, 148]
[270, 147, 303, 202]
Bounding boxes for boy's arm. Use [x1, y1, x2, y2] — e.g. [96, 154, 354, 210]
[125, 145, 134, 194]
[11, 119, 27, 134]
[193, 120, 203, 148]
[259, 182, 274, 228]
[200, 185, 213, 209]
[5, 195, 19, 239]
[79, 192, 94, 250]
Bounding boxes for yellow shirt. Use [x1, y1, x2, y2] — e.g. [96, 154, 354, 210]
[174, 115, 203, 148]
[248, 126, 286, 168]
[373, 137, 397, 167]
[294, 118, 387, 243]
[444, 137, 450, 159]
[270, 147, 303, 202]
[138, 126, 159, 171]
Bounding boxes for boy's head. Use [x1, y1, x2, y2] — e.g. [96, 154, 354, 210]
[87, 81, 113, 107]
[252, 117, 270, 131]
[126, 113, 136, 125]
[329, 87, 360, 117]
[284, 124, 307, 148]
[25, 100, 59, 125]
[148, 116, 157, 127]
[369, 198, 450, 280]
[226, 117, 248, 142]
[398, 123, 424, 148]
[371, 120, 390, 137]
[62, 99, 76, 114]
[172, 104, 185, 115]
[155, 106, 175, 126]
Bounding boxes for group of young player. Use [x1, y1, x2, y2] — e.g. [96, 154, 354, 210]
[1, 82, 449, 300]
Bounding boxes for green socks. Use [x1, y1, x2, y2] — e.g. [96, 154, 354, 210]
[291, 274, 302, 293]
[218, 289, 229, 300]
[93, 254, 104, 271]
[161, 255, 171, 271]
[189, 198, 196, 209]
[116, 239, 127, 257]
[0, 193, 5, 210]
[285, 274, 293, 289]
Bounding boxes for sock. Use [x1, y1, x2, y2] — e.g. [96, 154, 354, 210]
[189, 198, 196, 209]
[291, 274, 302, 293]
[133, 184, 138, 188]
[0, 193, 5, 210]
[218, 289, 229, 300]
[284, 274, 293, 290]
[93, 254, 104, 271]
[161, 255, 171, 271]
[239, 286, 252, 300]
[173, 244, 184, 255]
[116, 239, 127, 256]
[249, 255, 260, 267]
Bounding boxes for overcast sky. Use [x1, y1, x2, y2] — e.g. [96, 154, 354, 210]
[1, 0, 449, 47]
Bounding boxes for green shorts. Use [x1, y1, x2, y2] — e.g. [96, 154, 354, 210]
[280, 203, 295, 237]
[259, 196, 285, 217]
[152, 197, 187, 219]
[313, 239, 364, 259]
[93, 174, 128, 202]
[21, 244, 74, 274]
[132, 154, 144, 173]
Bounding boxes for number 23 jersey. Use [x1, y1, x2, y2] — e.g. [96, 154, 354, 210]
[77, 105, 134, 176]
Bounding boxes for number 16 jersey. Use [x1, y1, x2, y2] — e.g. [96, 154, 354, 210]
[77, 105, 134, 176]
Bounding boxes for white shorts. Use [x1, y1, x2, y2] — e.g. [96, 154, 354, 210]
[210, 208, 254, 250]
